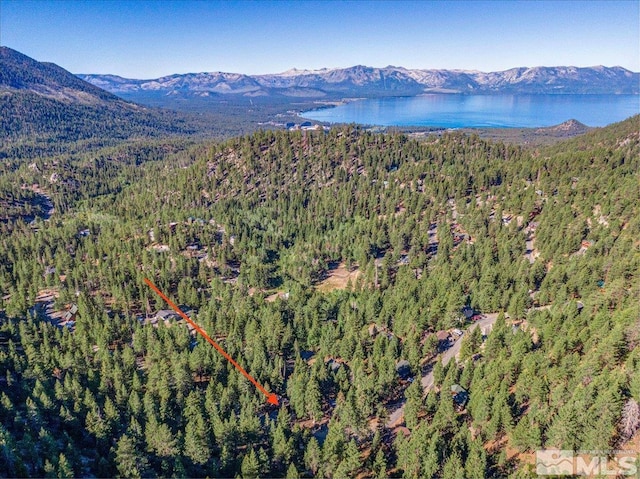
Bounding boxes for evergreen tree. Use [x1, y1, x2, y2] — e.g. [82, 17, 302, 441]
[57, 453, 74, 479]
[303, 437, 322, 477]
[115, 434, 149, 479]
[404, 378, 423, 430]
[240, 448, 260, 479]
[285, 462, 299, 479]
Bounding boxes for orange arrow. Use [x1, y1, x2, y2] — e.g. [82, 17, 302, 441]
[144, 278, 279, 406]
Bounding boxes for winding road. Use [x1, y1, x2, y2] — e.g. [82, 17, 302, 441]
[525, 238, 537, 264]
[386, 312, 501, 428]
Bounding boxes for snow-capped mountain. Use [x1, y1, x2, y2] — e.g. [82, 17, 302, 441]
[79, 65, 639, 98]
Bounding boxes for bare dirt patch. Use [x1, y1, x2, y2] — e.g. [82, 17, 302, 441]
[265, 291, 289, 302]
[316, 262, 360, 292]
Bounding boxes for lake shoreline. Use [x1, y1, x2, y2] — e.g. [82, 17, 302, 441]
[299, 93, 639, 129]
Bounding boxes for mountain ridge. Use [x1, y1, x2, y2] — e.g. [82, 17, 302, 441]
[79, 64, 640, 97]
[0, 46, 213, 146]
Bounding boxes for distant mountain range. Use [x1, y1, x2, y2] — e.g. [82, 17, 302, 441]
[1, 45, 637, 150]
[80, 64, 640, 98]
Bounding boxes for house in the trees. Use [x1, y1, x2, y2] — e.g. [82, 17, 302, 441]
[368, 323, 394, 340]
[155, 309, 179, 324]
[451, 384, 469, 409]
[148, 308, 196, 331]
[326, 358, 345, 373]
[436, 330, 451, 350]
[461, 306, 474, 321]
[300, 350, 315, 362]
[62, 304, 78, 322]
[395, 359, 412, 379]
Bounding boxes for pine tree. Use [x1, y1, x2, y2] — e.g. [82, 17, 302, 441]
[145, 419, 179, 458]
[464, 440, 488, 479]
[372, 448, 387, 479]
[114, 434, 149, 479]
[334, 439, 360, 478]
[56, 453, 74, 479]
[44, 460, 56, 479]
[404, 378, 423, 430]
[271, 421, 294, 468]
[285, 462, 299, 479]
[441, 451, 464, 479]
[433, 360, 445, 387]
[303, 437, 321, 477]
[240, 448, 260, 479]
[305, 376, 322, 423]
[184, 414, 211, 466]
[322, 419, 346, 476]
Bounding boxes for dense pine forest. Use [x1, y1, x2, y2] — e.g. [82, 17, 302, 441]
[0, 116, 638, 478]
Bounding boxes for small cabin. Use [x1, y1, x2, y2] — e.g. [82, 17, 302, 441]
[395, 359, 412, 380]
[461, 306, 474, 321]
[299, 350, 315, 362]
[451, 384, 469, 409]
[156, 310, 179, 322]
[63, 304, 78, 322]
[436, 330, 451, 350]
[326, 358, 343, 373]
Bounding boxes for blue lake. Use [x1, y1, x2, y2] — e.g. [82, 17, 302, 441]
[301, 94, 639, 128]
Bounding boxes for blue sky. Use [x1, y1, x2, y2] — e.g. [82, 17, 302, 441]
[1, 0, 638, 78]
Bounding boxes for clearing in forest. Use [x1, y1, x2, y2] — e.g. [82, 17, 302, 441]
[316, 262, 360, 292]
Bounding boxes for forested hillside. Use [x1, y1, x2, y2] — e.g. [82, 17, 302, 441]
[0, 116, 638, 478]
[0, 47, 222, 156]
